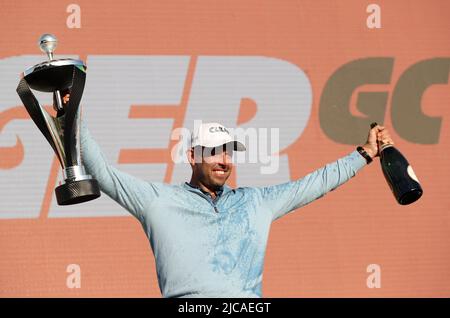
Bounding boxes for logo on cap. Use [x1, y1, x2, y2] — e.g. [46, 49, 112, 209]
[209, 126, 230, 134]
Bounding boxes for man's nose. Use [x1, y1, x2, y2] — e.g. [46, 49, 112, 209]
[221, 151, 232, 165]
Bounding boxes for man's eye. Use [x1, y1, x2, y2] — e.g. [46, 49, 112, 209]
[212, 147, 222, 156]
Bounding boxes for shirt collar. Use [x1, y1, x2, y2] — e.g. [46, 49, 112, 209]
[183, 182, 231, 197]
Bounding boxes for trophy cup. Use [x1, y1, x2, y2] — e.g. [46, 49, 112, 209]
[16, 34, 101, 205]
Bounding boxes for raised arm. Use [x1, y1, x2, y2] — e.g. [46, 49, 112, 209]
[256, 151, 366, 221]
[255, 123, 394, 221]
[80, 120, 159, 223]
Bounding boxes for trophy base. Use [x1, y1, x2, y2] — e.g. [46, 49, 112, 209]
[55, 179, 101, 206]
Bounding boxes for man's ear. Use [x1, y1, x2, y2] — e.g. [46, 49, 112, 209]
[186, 148, 194, 166]
[188, 146, 204, 166]
[187, 148, 198, 167]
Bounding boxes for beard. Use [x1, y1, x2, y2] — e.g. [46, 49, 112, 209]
[193, 163, 232, 190]
[208, 172, 230, 188]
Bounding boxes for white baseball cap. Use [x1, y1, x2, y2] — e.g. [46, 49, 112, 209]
[191, 122, 246, 151]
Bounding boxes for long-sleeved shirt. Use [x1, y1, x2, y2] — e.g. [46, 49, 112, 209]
[80, 122, 367, 298]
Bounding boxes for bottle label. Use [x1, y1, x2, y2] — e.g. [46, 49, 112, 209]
[407, 165, 419, 183]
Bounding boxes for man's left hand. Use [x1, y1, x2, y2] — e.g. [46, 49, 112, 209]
[362, 124, 395, 158]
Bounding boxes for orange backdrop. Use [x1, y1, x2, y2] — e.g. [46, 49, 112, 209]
[0, 0, 449, 297]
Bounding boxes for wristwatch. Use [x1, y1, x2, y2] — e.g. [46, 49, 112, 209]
[357, 146, 373, 164]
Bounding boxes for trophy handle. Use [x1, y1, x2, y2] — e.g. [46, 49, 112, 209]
[16, 78, 64, 163]
[63, 66, 85, 167]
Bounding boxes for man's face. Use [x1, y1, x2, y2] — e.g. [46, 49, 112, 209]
[189, 145, 234, 189]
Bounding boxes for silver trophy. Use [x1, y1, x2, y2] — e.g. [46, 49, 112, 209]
[16, 34, 100, 205]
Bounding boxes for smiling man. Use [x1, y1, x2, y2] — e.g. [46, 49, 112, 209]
[80, 110, 393, 297]
[187, 122, 246, 200]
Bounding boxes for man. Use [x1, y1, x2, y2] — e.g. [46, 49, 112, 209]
[79, 104, 393, 297]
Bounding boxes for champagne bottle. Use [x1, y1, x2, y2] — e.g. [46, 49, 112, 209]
[371, 122, 423, 205]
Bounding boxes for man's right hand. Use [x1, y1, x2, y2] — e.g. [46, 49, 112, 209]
[62, 93, 70, 105]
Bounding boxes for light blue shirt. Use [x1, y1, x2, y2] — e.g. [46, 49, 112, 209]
[80, 122, 367, 298]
